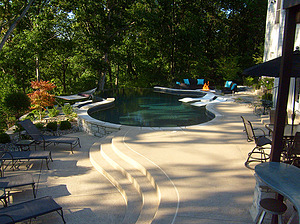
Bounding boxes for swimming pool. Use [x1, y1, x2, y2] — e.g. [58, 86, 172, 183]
[89, 89, 215, 127]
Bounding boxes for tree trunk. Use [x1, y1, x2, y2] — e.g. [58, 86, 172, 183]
[98, 70, 106, 91]
[36, 56, 40, 81]
[62, 61, 68, 93]
[0, 0, 35, 51]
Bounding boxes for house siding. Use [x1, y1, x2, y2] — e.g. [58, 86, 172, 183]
[264, 0, 300, 119]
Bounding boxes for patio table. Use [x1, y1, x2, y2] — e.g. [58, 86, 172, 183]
[265, 124, 300, 137]
[255, 162, 300, 224]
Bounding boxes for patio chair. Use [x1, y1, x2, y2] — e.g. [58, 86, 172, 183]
[0, 150, 52, 176]
[0, 196, 66, 224]
[241, 116, 271, 169]
[19, 119, 81, 153]
[284, 132, 300, 167]
[222, 81, 237, 94]
[0, 173, 36, 206]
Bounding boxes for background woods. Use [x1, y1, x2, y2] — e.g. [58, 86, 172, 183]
[0, 0, 267, 123]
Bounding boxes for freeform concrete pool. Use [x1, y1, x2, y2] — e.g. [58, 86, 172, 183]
[76, 87, 229, 137]
[88, 88, 215, 127]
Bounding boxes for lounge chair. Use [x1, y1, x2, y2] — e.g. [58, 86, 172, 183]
[0, 173, 36, 206]
[56, 88, 96, 101]
[0, 196, 66, 223]
[0, 151, 52, 176]
[241, 116, 271, 169]
[222, 81, 237, 93]
[19, 119, 81, 153]
[176, 78, 205, 89]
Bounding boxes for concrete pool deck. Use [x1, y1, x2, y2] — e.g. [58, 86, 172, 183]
[3, 94, 289, 223]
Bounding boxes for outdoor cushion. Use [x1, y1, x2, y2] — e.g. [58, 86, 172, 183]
[225, 81, 232, 88]
[183, 79, 190, 85]
[197, 79, 204, 85]
[231, 83, 237, 90]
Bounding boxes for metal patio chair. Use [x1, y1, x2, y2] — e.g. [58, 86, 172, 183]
[283, 131, 300, 167]
[241, 116, 272, 169]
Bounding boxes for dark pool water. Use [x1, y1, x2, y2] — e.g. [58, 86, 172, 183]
[89, 89, 215, 127]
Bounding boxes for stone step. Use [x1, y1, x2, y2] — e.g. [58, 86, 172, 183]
[112, 129, 180, 224]
[89, 137, 142, 224]
[104, 139, 160, 223]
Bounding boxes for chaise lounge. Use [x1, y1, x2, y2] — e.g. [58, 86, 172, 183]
[222, 81, 237, 94]
[19, 119, 81, 153]
[0, 150, 52, 176]
[176, 78, 205, 90]
[0, 196, 66, 224]
[55, 88, 96, 101]
[0, 173, 36, 206]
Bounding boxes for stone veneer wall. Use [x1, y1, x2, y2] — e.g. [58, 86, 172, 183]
[76, 98, 122, 137]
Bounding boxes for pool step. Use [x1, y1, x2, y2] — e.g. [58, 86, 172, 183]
[112, 129, 180, 223]
[101, 134, 160, 224]
[89, 138, 142, 224]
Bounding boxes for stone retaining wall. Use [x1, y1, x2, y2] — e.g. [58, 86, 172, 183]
[76, 98, 121, 137]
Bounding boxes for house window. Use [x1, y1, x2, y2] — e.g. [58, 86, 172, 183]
[275, 0, 282, 24]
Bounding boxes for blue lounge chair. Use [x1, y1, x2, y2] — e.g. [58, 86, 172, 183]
[223, 81, 237, 93]
[176, 78, 205, 89]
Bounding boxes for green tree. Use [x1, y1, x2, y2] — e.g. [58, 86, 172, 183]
[0, 0, 268, 93]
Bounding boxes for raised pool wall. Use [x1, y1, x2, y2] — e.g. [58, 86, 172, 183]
[76, 98, 121, 137]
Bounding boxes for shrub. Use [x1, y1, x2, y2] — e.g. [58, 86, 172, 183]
[259, 77, 274, 91]
[0, 119, 7, 131]
[47, 106, 60, 117]
[59, 120, 72, 130]
[24, 112, 36, 121]
[0, 133, 11, 143]
[243, 76, 256, 86]
[13, 123, 24, 133]
[35, 122, 44, 130]
[62, 104, 73, 116]
[3, 91, 31, 119]
[262, 93, 272, 101]
[262, 93, 273, 110]
[46, 121, 58, 131]
[32, 109, 47, 120]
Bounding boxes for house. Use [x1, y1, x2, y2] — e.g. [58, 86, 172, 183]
[249, 1, 300, 222]
[264, 0, 300, 123]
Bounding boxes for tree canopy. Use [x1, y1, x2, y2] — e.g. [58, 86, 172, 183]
[0, 0, 267, 96]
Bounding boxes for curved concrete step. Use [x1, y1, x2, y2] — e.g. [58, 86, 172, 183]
[112, 129, 180, 224]
[89, 138, 142, 224]
[102, 136, 160, 224]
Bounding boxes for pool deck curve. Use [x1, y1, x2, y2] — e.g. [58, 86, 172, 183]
[4, 93, 286, 224]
